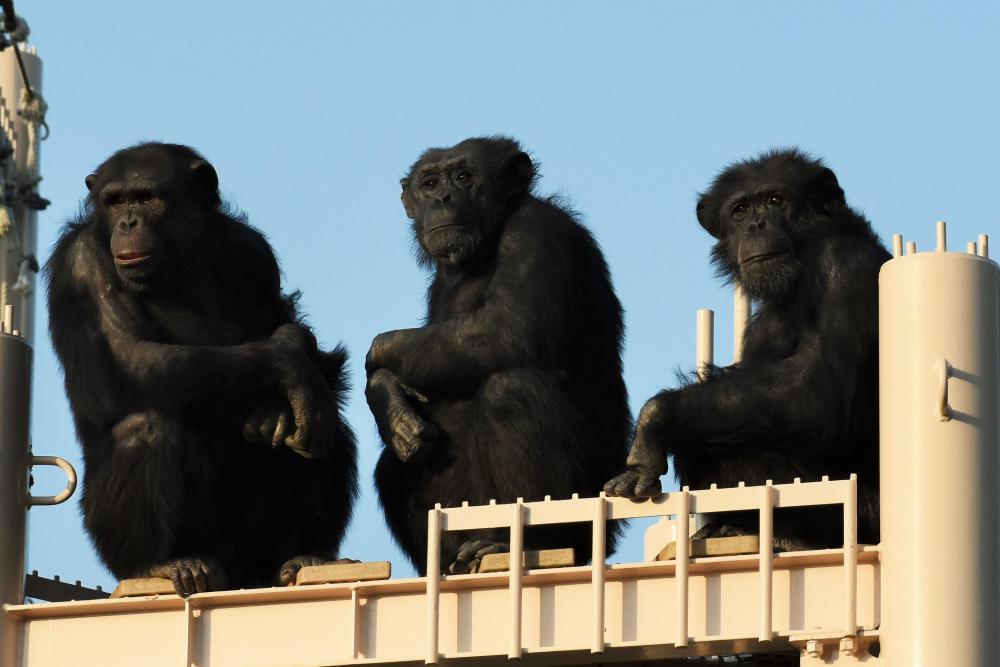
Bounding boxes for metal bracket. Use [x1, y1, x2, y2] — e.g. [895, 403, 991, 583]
[26, 455, 77, 506]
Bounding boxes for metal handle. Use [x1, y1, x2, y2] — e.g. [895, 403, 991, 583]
[27, 455, 77, 506]
[935, 359, 952, 422]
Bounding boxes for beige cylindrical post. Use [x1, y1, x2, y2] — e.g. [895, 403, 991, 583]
[979, 234, 989, 259]
[879, 242, 1000, 666]
[696, 309, 714, 381]
[0, 331, 33, 666]
[732, 286, 751, 364]
[842, 474, 858, 638]
[935, 220, 947, 252]
[0, 46, 42, 345]
[906, 241, 916, 255]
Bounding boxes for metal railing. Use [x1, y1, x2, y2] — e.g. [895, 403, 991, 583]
[423, 475, 859, 664]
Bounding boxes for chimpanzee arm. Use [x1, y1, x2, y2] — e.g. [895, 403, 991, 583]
[638, 241, 879, 457]
[368, 222, 569, 390]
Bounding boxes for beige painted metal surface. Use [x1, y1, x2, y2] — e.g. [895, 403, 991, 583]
[6, 482, 878, 666]
[878, 230, 1000, 666]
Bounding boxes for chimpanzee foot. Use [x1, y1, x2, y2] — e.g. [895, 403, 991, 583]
[140, 556, 228, 596]
[690, 522, 752, 541]
[449, 540, 509, 574]
[279, 555, 360, 585]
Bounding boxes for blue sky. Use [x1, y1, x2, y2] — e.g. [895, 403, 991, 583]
[22, 1, 999, 589]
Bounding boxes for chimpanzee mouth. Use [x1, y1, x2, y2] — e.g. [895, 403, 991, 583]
[114, 252, 153, 266]
[742, 251, 788, 265]
[426, 222, 466, 234]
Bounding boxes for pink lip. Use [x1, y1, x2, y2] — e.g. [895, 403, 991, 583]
[114, 253, 153, 266]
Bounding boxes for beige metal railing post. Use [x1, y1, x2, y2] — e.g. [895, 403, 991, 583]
[842, 474, 858, 639]
[0, 328, 33, 666]
[674, 489, 690, 648]
[758, 482, 774, 642]
[879, 227, 1000, 666]
[425, 505, 441, 665]
[508, 499, 524, 659]
[591, 495, 606, 654]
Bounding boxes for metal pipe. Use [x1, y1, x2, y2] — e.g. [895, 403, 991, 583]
[0, 331, 33, 666]
[906, 241, 917, 255]
[979, 233, 989, 259]
[935, 220, 947, 252]
[696, 309, 714, 381]
[591, 495, 606, 654]
[675, 489, 690, 648]
[425, 506, 441, 664]
[732, 286, 750, 364]
[508, 500, 524, 659]
[758, 483, 774, 642]
[892, 233, 903, 259]
[968, 241, 978, 255]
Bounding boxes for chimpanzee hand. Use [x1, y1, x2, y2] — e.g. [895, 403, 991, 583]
[242, 393, 294, 448]
[603, 432, 668, 499]
[139, 556, 228, 596]
[269, 324, 335, 459]
[366, 368, 439, 463]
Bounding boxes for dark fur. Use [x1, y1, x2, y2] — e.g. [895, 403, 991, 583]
[46, 143, 357, 591]
[607, 149, 887, 548]
[367, 137, 630, 573]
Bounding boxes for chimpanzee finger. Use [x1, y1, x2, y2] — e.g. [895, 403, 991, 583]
[176, 566, 195, 596]
[400, 383, 429, 404]
[271, 409, 291, 448]
[191, 564, 208, 593]
[634, 475, 662, 498]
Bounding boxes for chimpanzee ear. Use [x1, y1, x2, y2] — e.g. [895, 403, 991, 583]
[191, 159, 219, 196]
[503, 151, 535, 194]
[809, 167, 845, 214]
[85, 173, 97, 191]
[400, 177, 418, 220]
[696, 196, 722, 239]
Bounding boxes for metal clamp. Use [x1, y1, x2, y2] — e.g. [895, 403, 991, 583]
[27, 455, 77, 506]
[935, 359, 952, 422]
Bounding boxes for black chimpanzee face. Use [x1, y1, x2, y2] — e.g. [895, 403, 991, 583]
[400, 138, 534, 268]
[697, 149, 846, 300]
[85, 144, 219, 291]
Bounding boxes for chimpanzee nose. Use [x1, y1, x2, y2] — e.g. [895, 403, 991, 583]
[436, 192, 451, 203]
[117, 214, 139, 232]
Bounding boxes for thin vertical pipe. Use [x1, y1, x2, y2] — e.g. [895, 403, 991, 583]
[979, 234, 989, 259]
[675, 489, 690, 648]
[696, 309, 714, 381]
[758, 483, 774, 642]
[425, 506, 441, 664]
[591, 495, 606, 654]
[892, 234, 903, 259]
[843, 475, 858, 638]
[906, 241, 917, 255]
[508, 500, 524, 659]
[733, 286, 751, 364]
[968, 241, 978, 255]
[936, 221, 947, 252]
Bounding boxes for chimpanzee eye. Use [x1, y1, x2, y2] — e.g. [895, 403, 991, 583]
[768, 194, 784, 206]
[421, 178, 438, 190]
[455, 172, 471, 183]
[103, 194, 122, 207]
[731, 203, 747, 219]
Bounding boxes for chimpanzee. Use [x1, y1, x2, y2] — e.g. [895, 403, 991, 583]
[367, 136, 630, 574]
[605, 149, 888, 549]
[46, 143, 357, 594]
